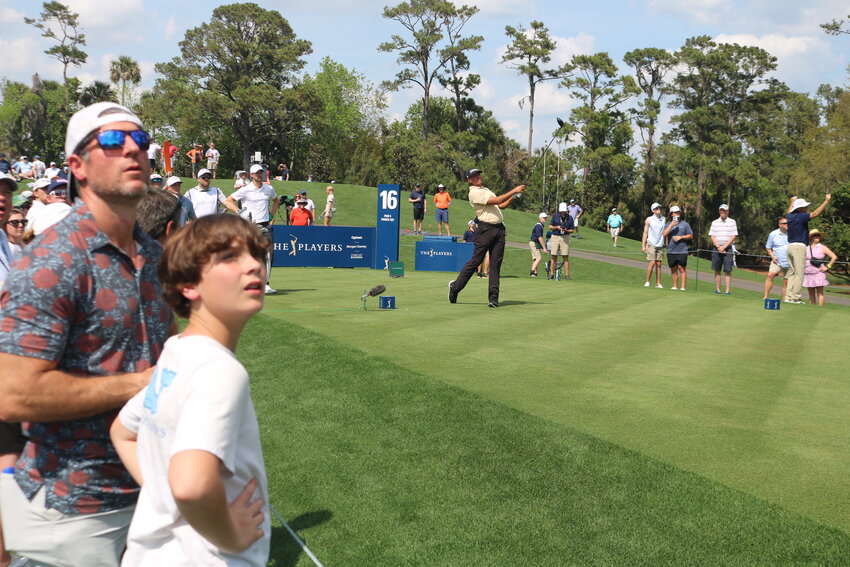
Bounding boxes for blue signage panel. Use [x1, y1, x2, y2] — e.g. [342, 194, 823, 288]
[415, 240, 474, 271]
[272, 226, 375, 267]
[374, 184, 400, 269]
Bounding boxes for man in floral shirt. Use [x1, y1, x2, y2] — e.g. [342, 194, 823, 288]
[0, 102, 172, 566]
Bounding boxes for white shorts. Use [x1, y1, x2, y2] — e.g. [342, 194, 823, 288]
[610, 227, 620, 237]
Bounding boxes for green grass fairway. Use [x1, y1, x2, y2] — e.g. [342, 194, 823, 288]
[240, 255, 850, 566]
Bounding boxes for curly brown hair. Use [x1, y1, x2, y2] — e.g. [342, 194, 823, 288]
[158, 214, 269, 318]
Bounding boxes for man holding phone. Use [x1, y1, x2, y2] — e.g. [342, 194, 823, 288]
[662, 206, 693, 291]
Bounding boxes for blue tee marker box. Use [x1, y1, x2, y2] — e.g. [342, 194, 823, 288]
[379, 296, 396, 309]
[764, 298, 780, 310]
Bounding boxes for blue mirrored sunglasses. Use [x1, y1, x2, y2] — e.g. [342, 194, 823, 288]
[94, 130, 151, 151]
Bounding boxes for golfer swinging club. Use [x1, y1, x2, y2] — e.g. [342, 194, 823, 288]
[448, 168, 524, 308]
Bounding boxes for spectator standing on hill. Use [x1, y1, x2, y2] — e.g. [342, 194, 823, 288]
[146, 140, 161, 172]
[548, 203, 574, 280]
[709, 204, 738, 295]
[529, 212, 548, 277]
[607, 207, 624, 247]
[186, 168, 227, 217]
[0, 101, 172, 566]
[784, 194, 831, 304]
[447, 168, 524, 308]
[434, 183, 451, 236]
[185, 144, 203, 178]
[234, 170, 250, 191]
[764, 217, 790, 300]
[298, 190, 315, 215]
[567, 199, 583, 238]
[642, 203, 665, 288]
[205, 142, 220, 179]
[322, 186, 335, 226]
[224, 164, 279, 295]
[409, 183, 426, 235]
[662, 206, 692, 291]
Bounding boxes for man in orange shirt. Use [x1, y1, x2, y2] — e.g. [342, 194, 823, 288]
[433, 183, 451, 236]
[185, 144, 203, 178]
[289, 198, 313, 225]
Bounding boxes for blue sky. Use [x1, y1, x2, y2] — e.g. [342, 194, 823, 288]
[1, 0, 848, 149]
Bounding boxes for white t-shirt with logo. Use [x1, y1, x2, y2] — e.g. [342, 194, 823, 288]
[119, 335, 270, 567]
[186, 186, 226, 217]
[231, 183, 277, 223]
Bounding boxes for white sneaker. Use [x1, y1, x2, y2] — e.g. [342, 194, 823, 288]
[643, 282, 650, 287]
[655, 284, 664, 289]
[264, 285, 277, 295]
[670, 286, 678, 290]
[680, 288, 686, 291]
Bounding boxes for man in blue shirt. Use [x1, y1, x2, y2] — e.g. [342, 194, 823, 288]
[784, 193, 831, 303]
[764, 217, 790, 299]
[661, 206, 693, 291]
[528, 213, 548, 277]
[607, 207, 624, 247]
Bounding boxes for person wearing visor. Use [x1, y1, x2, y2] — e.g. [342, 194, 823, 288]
[150, 172, 164, 191]
[0, 102, 172, 566]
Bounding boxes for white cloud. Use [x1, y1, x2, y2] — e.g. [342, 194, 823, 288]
[550, 32, 596, 66]
[0, 36, 61, 83]
[648, 0, 732, 25]
[164, 15, 181, 43]
[714, 33, 824, 60]
[65, 0, 146, 29]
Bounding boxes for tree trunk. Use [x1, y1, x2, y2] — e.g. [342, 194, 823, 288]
[696, 161, 706, 249]
[527, 79, 535, 156]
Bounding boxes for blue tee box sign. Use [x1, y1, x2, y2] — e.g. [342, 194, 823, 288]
[379, 296, 395, 309]
[415, 239, 474, 271]
[272, 226, 375, 268]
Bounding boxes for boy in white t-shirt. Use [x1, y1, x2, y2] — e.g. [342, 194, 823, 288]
[111, 214, 271, 566]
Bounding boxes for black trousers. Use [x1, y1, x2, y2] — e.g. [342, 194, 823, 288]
[451, 222, 506, 302]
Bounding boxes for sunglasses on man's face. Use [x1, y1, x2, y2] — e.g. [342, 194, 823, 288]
[50, 190, 67, 198]
[7, 219, 27, 227]
[91, 129, 151, 152]
[199, 175, 211, 180]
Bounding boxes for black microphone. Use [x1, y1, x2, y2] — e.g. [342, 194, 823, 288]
[361, 285, 386, 299]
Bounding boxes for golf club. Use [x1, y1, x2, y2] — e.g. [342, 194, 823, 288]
[516, 117, 566, 199]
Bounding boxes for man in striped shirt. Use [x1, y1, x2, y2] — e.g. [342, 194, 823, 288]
[708, 204, 738, 295]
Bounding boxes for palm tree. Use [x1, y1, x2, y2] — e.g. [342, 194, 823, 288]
[109, 55, 141, 106]
[79, 81, 117, 106]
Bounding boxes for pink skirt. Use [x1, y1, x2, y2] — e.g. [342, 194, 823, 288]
[803, 270, 829, 288]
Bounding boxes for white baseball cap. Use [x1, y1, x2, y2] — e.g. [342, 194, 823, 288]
[719, 203, 729, 210]
[791, 198, 810, 210]
[651, 202, 662, 210]
[669, 205, 681, 213]
[197, 168, 212, 178]
[0, 173, 17, 193]
[558, 202, 568, 212]
[65, 102, 143, 157]
[165, 176, 182, 187]
[150, 173, 163, 181]
[31, 178, 51, 191]
[538, 212, 548, 218]
[249, 164, 264, 174]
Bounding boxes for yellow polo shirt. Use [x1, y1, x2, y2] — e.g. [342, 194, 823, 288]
[468, 185, 502, 225]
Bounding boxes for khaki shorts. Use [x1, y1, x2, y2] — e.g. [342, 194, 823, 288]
[1, 475, 134, 567]
[646, 243, 663, 261]
[550, 234, 571, 256]
[528, 241, 542, 260]
[610, 227, 620, 237]
[768, 262, 788, 276]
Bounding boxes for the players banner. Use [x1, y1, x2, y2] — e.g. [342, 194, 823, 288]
[271, 225, 375, 268]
